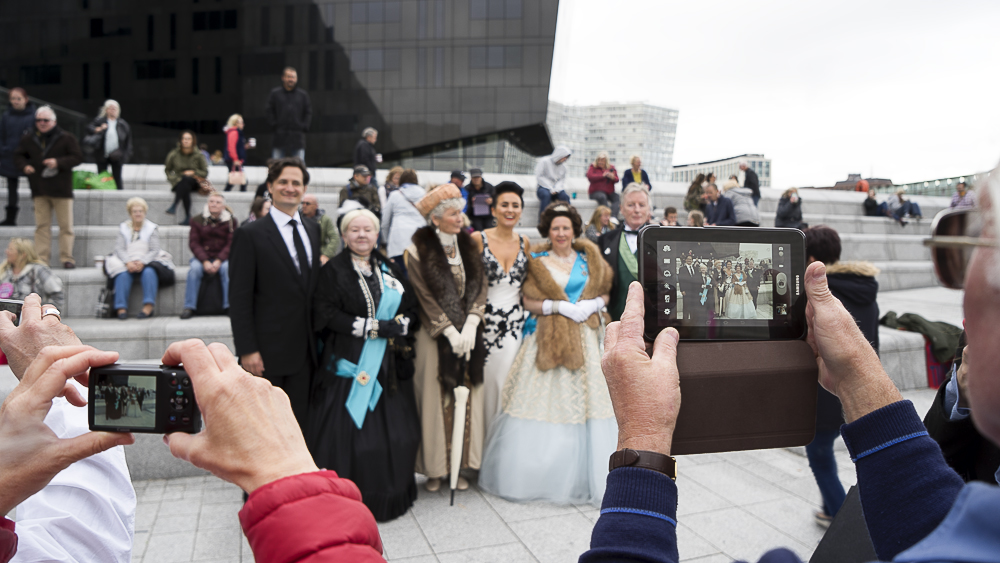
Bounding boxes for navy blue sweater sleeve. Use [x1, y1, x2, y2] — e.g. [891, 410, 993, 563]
[643, 170, 652, 190]
[841, 400, 965, 561]
[580, 467, 679, 563]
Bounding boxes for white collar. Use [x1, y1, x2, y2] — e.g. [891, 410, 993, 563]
[269, 206, 302, 227]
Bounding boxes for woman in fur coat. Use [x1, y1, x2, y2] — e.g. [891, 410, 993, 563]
[403, 184, 489, 493]
[478, 202, 617, 506]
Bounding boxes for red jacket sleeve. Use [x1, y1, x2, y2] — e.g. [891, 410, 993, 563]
[189, 219, 210, 263]
[226, 129, 241, 164]
[239, 471, 384, 563]
[0, 518, 17, 563]
[586, 165, 606, 183]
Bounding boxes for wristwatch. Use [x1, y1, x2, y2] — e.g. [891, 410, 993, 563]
[609, 449, 677, 481]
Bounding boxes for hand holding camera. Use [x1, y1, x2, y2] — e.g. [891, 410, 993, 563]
[160, 340, 318, 493]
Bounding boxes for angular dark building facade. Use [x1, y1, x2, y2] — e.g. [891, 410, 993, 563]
[0, 0, 558, 172]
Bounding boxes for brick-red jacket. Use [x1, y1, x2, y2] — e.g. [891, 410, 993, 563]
[587, 164, 619, 197]
[239, 470, 383, 562]
[188, 210, 238, 263]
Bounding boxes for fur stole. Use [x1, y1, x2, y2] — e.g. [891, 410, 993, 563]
[411, 226, 486, 393]
[824, 260, 880, 277]
[522, 238, 613, 371]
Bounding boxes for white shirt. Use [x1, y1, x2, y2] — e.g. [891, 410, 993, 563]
[269, 206, 313, 273]
[104, 118, 119, 157]
[14, 381, 135, 563]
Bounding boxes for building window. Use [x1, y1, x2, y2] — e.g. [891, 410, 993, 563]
[308, 51, 318, 90]
[284, 5, 294, 45]
[20, 65, 61, 85]
[352, 1, 402, 23]
[324, 50, 335, 90]
[147, 15, 155, 51]
[214, 57, 222, 94]
[469, 45, 522, 69]
[103, 61, 111, 97]
[134, 59, 176, 80]
[169, 14, 176, 50]
[350, 48, 401, 71]
[191, 57, 199, 94]
[193, 10, 237, 31]
[260, 7, 269, 45]
[470, 0, 521, 19]
[90, 17, 131, 38]
[82, 63, 90, 98]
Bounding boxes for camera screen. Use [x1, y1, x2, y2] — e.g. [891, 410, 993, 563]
[93, 374, 157, 429]
[657, 241, 795, 327]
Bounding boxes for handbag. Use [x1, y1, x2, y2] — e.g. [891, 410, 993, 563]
[228, 164, 246, 187]
[195, 176, 214, 196]
[195, 273, 226, 316]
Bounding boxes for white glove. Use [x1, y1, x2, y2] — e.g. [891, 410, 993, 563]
[443, 326, 466, 356]
[457, 316, 481, 360]
[351, 317, 368, 338]
[576, 297, 606, 319]
[542, 299, 554, 315]
[555, 301, 589, 323]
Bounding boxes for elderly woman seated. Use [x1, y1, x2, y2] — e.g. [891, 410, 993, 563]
[105, 197, 171, 319]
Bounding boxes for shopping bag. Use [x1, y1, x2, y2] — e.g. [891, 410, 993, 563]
[73, 170, 96, 190]
[228, 166, 246, 187]
[84, 171, 118, 190]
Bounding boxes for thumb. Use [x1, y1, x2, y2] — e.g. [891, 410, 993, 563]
[650, 327, 680, 367]
[164, 432, 199, 465]
[804, 261, 835, 304]
[59, 431, 134, 467]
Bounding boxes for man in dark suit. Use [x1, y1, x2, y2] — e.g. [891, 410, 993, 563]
[677, 255, 700, 321]
[739, 159, 761, 206]
[744, 258, 760, 307]
[229, 158, 321, 429]
[599, 184, 653, 321]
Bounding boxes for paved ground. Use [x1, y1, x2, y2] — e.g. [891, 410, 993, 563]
[129, 387, 938, 563]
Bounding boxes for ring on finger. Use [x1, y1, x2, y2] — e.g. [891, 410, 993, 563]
[42, 307, 62, 320]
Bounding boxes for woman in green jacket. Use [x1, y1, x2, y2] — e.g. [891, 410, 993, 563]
[164, 130, 208, 226]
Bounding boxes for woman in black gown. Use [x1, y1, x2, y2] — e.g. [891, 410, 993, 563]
[309, 207, 421, 522]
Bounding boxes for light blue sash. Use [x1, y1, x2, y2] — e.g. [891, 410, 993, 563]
[333, 263, 402, 429]
[524, 251, 589, 336]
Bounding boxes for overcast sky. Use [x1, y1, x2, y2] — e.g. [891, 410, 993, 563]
[549, 0, 1000, 188]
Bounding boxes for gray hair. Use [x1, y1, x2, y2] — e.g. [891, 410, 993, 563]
[99, 99, 121, 118]
[35, 105, 56, 122]
[428, 197, 467, 222]
[362, 127, 378, 139]
[738, 158, 748, 167]
[622, 183, 650, 206]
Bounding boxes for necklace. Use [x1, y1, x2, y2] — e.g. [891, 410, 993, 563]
[552, 251, 576, 265]
[351, 253, 373, 276]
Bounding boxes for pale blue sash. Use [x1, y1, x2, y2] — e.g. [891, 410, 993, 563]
[334, 263, 402, 429]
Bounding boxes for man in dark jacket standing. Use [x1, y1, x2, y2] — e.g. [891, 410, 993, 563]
[340, 166, 381, 218]
[265, 67, 312, 163]
[353, 128, 379, 187]
[703, 184, 736, 226]
[804, 225, 880, 527]
[465, 168, 495, 231]
[13, 106, 82, 269]
[181, 192, 239, 319]
[739, 159, 761, 206]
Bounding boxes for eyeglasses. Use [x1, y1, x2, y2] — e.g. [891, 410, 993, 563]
[35, 118, 52, 123]
[923, 207, 998, 289]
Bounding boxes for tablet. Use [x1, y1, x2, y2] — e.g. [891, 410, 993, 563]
[639, 226, 807, 341]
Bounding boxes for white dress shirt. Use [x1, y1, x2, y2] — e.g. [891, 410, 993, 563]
[14, 381, 135, 563]
[269, 206, 314, 273]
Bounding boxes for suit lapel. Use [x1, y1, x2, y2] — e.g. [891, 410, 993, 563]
[262, 213, 307, 292]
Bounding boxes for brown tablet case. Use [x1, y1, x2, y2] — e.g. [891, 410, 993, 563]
[671, 339, 818, 455]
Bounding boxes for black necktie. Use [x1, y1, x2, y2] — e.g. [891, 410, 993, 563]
[288, 219, 310, 283]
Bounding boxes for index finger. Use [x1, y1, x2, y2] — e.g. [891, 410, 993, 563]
[616, 282, 647, 345]
[19, 293, 43, 323]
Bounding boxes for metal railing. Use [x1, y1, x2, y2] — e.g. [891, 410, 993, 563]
[890, 173, 986, 197]
[0, 86, 91, 141]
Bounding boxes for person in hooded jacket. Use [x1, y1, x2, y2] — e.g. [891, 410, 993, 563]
[534, 146, 572, 221]
[721, 179, 759, 227]
[804, 225, 880, 527]
[1, 88, 36, 226]
[380, 169, 426, 275]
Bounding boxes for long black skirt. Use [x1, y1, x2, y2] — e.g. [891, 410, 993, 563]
[307, 372, 421, 522]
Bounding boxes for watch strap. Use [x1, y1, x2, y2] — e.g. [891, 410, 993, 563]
[609, 449, 677, 480]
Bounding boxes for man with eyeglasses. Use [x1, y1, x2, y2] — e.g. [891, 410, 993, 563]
[13, 106, 81, 269]
[576, 174, 1000, 562]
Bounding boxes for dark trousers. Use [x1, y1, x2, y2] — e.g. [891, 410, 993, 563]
[469, 215, 494, 232]
[589, 191, 620, 219]
[4, 176, 18, 208]
[537, 187, 570, 220]
[806, 429, 847, 517]
[171, 176, 199, 218]
[264, 367, 312, 434]
[97, 158, 124, 190]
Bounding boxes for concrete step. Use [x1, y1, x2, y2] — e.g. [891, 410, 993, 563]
[4, 225, 204, 268]
[0, 188, 340, 228]
[56, 265, 201, 318]
[64, 316, 234, 362]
